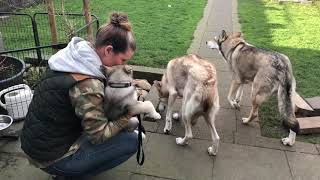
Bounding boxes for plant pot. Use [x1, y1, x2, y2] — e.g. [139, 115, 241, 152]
[0, 55, 26, 113]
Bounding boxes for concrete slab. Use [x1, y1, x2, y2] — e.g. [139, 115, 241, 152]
[156, 108, 236, 143]
[0, 138, 24, 155]
[235, 107, 261, 136]
[286, 151, 320, 180]
[138, 133, 214, 180]
[212, 143, 292, 180]
[131, 174, 176, 180]
[255, 136, 319, 155]
[0, 153, 49, 180]
[112, 133, 152, 172]
[143, 121, 159, 133]
[90, 170, 132, 180]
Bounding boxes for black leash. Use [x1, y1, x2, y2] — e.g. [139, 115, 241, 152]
[136, 95, 145, 166]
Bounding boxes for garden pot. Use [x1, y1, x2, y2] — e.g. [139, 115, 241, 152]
[0, 55, 26, 91]
[0, 55, 26, 114]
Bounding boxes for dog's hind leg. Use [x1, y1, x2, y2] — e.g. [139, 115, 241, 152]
[206, 98, 220, 156]
[228, 80, 241, 109]
[176, 95, 197, 146]
[164, 92, 178, 133]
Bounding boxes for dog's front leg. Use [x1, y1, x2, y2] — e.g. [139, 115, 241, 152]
[164, 92, 177, 134]
[129, 101, 161, 120]
[228, 80, 241, 109]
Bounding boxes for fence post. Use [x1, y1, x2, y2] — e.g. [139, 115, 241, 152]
[47, 0, 58, 53]
[31, 15, 42, 64]
[83, 0, 94, 43]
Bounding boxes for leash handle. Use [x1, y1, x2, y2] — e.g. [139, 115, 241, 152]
[136, 95, 145, 166]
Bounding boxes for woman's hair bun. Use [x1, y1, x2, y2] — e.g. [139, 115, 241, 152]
[109, 12, 131, 31]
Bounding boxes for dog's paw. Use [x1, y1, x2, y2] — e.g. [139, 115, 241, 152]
[281, 137, 295, 146]
[163, 127, 171, 134]
[151, 112, 161, 120]
[208, 146, 218, 156]
[176, 137, 188, 145]
[164, 119, 172, 134]
[230, 100, 240, 110]
[242, 117, 250, 124]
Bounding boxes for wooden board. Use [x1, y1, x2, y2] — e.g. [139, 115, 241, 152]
[292, 92, 313, 111]
[298, 116, 320, 134]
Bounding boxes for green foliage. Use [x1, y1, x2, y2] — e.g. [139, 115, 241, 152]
[4, 0, 206, 68]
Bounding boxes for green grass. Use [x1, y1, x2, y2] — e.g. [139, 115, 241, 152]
[238, 0, 320, 144]
[1, 0, 206, 68]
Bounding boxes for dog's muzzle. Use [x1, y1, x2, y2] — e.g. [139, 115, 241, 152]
[206, 40, 219, 49]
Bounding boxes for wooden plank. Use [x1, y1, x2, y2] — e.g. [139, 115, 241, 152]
[298, 116, 320, 134]
[83, 0, 94, 43]
[47, 0, 58, 53]
[292, 92, 313, 111]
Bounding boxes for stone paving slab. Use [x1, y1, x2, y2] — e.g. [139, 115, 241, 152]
[286, 151, 320, 180]
[156, 108, 236, 143]
[137, 133, 214, 180]
[131, 174, 176, 180]
[90, 170, 132, 180]
[0, 153, 49, 180]
[212, 143, 292, 180]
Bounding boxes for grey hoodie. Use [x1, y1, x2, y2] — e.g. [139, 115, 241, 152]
[48, 37, 105, 79]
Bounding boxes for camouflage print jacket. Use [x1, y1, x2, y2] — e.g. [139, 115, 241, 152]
[69, 77, 131, 144]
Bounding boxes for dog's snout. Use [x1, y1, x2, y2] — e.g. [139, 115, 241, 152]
[206, 41, 208, 44]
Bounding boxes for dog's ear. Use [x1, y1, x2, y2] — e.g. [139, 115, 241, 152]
[100, 65, 114, 76]
[220, 30, 228, 41]
[153, 80, 162, 90]
[123, 65, 133, 74]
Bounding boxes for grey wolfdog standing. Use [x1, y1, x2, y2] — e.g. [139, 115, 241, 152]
[206, 30, 299, 146]
[101, 65, 161, 129]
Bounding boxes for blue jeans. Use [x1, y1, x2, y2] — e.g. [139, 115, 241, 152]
[42, 132, 138, 177]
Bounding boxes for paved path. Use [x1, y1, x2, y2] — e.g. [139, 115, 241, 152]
[1, 0, 320, 180]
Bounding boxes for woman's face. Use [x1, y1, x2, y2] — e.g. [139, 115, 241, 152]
[99, 45, 134, 66]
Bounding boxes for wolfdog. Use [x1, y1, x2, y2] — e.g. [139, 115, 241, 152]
[154, 54, 220, 155]
[101, 65, 161, 130]
[206, 30, 299, 146]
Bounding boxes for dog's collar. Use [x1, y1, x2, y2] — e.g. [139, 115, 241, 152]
[107, 81, 132, 88]
[218, 39, 228, 61]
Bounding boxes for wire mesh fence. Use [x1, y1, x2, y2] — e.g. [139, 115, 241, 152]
[0, 12, 99, 118]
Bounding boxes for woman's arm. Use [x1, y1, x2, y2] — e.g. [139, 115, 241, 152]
[69, 78, 130, 144]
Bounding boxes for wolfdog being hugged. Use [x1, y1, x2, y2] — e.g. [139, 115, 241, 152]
[101, 65, 161, 130]
[206, 30, 299, 146]
[154, 54, 220, 155]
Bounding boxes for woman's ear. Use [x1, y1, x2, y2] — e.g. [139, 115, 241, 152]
[104, 45, 113, 55]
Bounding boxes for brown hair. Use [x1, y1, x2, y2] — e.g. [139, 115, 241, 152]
[95, 12, 136, 53]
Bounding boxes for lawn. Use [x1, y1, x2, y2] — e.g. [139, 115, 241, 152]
[1, 0, 207, 68]
[238, 0, 320, 143]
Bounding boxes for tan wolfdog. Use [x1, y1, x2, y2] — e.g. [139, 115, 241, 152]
[154, 54, 220, 155]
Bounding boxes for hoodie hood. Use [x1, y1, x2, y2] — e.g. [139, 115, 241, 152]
[48, 37, 105, 79]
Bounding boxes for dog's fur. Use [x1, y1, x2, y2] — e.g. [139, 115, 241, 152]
[206, 30, 299, 146]
[154, 54, 220, 155]
[101, 65, 161, 126]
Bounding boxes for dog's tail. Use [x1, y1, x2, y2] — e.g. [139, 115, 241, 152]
[277, 56, 299, 133]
